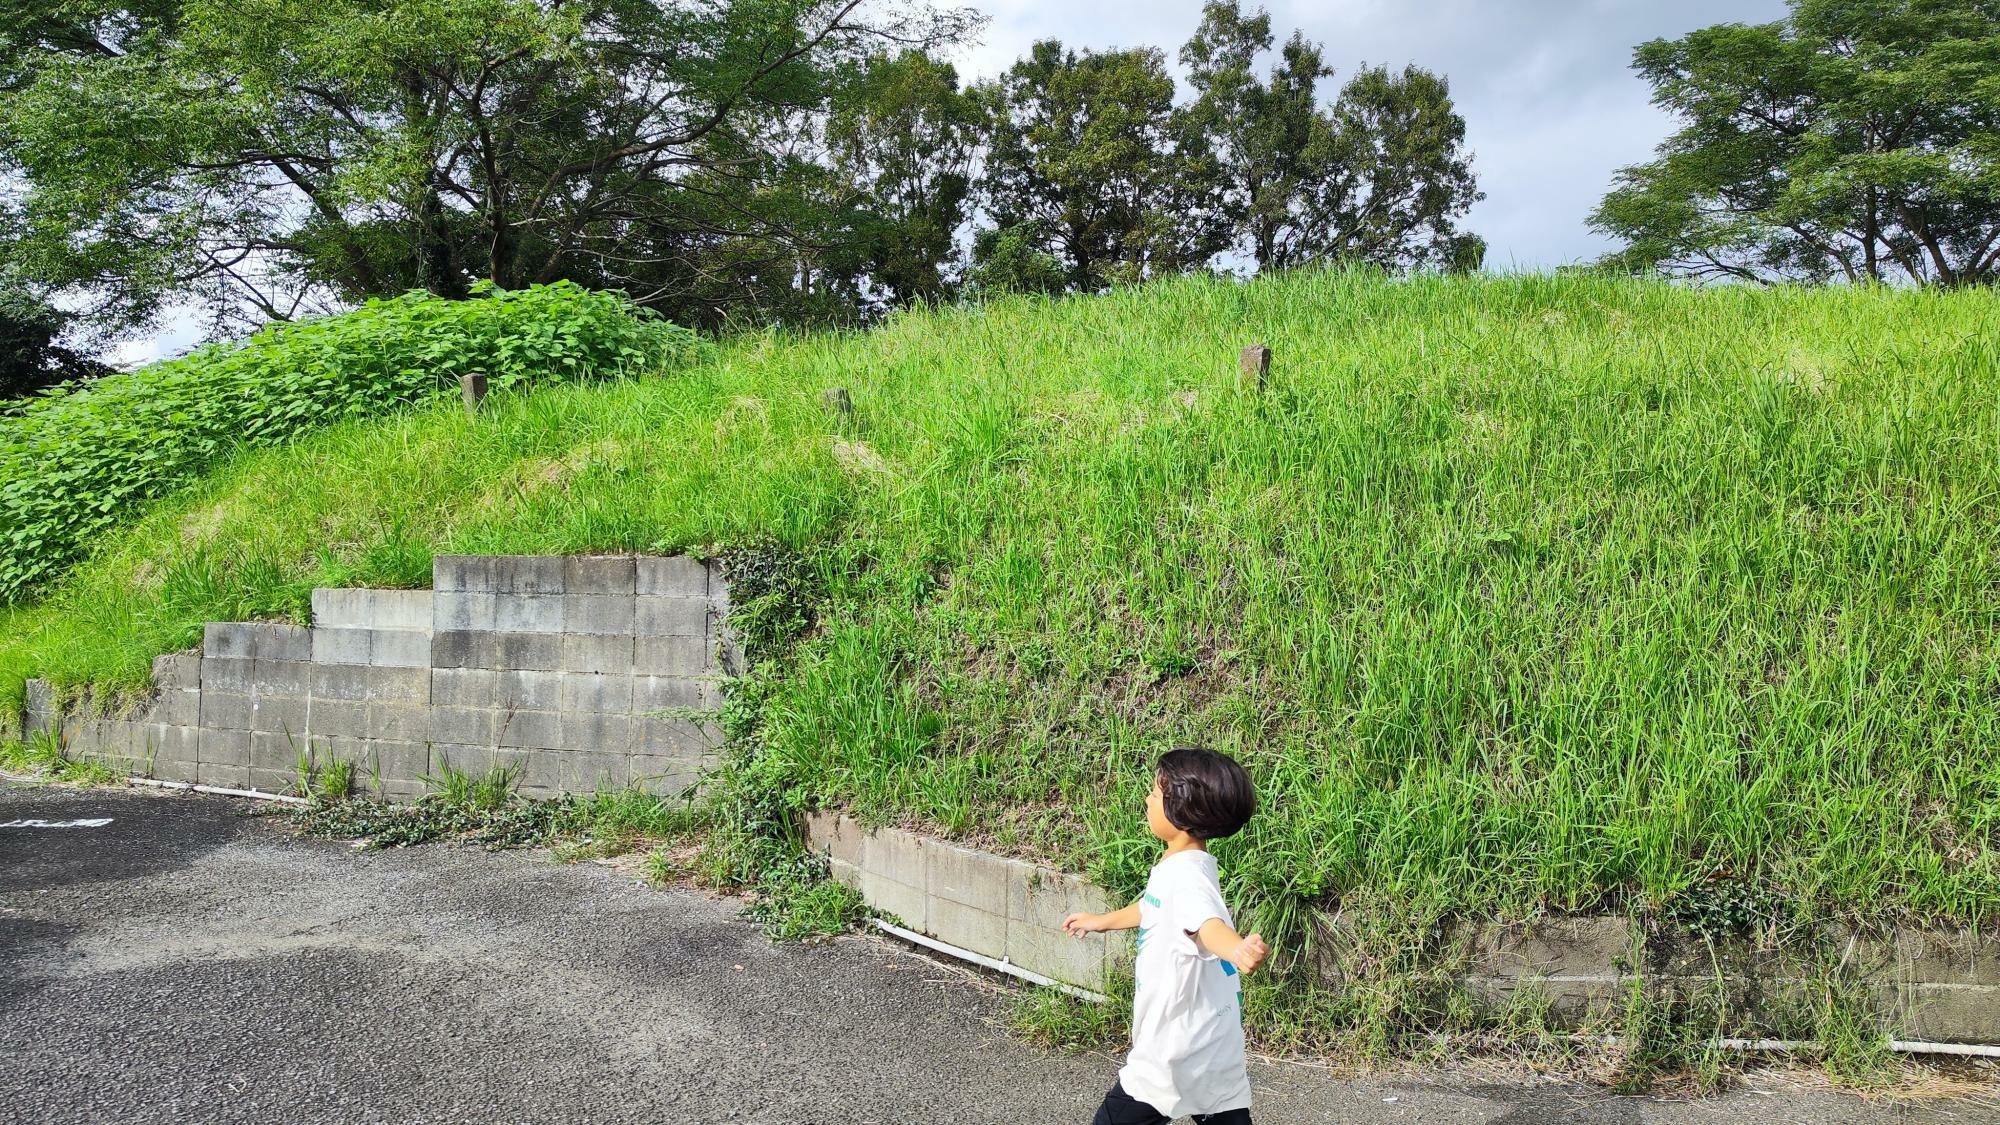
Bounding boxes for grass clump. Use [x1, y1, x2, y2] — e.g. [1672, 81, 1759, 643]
[0, 281, 700, 601]
[0, 730, 122, 786]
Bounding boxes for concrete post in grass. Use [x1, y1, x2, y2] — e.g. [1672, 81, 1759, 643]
[460, 373, 489, 415]
[821, 386, 854, 417]
[1238, 345, 1271, 393]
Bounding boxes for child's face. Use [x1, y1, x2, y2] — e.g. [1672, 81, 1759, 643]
[1145, 776, 1178, 842]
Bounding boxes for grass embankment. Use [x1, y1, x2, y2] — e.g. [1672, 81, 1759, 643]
[5, 271, 1999, 939]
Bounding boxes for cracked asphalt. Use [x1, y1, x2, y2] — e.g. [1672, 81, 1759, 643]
[0, 782, 1989, 1124]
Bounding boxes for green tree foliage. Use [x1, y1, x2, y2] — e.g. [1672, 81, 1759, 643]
[1592, 0, 2000, 286]
[0, 285, 111, 400]
[0, 1, 978, 334]
[974, 40, 1227, 292]
[1178, 1, 1484, 273]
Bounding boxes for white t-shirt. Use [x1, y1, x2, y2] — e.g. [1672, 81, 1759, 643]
[1116, 849, 1251, 1119]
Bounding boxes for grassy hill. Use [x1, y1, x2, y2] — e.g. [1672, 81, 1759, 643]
[6, 269, 1999, 935]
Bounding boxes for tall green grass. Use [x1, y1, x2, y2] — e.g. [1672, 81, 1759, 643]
[5, 270, 1997, 927]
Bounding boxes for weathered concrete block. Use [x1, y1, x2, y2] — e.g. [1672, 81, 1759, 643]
[368, 701, 433, 743]
[633, 717, 719, 757]
[249, 696, 309, 735]
[203, 622, 257, 660]
[307, 698, 367, 738]
[311, 627, 370, 666]
[24, 678, 55, 718]
[1010, 869, 1116, 937]
[433, 591, 498, 633]
[199, 728, 251, 766]
[307, 663, 426, 703]
[495, 709, 562, 750]
[495, 593, 566, 634]
[251, 659, 310, 697]
[828, 856, 862, 891]
[1007, 872, 1116, 990]
[369, 629, 432, 669]
[634, 595, 709, 637]
[429, 706, 498, 747]
[491, 556, 566, 595]
[806, 812, 865, 867]
[561, 633, 635, 675]
[151, 754, 199, 784]
[250, 730, 307, 772]
[196, 760, 251, 789]
[152, 724, 199, 766]
[155, 687, 201, 728]
[860, 825, 928, 891]
[246, 623, 311, 662]
[202, 658, 256, 695]
[313, 587, 433, 630]
[628, 755, 707, 795]
[486, 632, 563, 671]
[633, 635, 707, 678]
[563, 593, 635, 636]
[928, 898, 1009, 961]
[637, 556, 709, 597]
[559, 672, 633, 715]
[521, 749, 627, 796]
[151, 653, 201, 690]
[565, 555, 637, 595]
[928, 840, 1019, 912]
[859, 868, 927, 930]
[556, 710, 631, 753]
[198, 691, 253, 731]
[433, 668, 563, 712]
[360, 739, 431, 789]
[432, 555, 484, 592]
[430, 630, 476, 669]
[633, 674, 703, 714]
[1468, 917, 1635, 980]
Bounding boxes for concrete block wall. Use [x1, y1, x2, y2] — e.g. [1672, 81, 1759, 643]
[806, 812, 1133, 993]
[24, 554, 732, 801]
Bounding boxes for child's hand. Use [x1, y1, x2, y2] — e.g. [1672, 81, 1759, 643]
[1063, 911, 1107, 936]
[1229, 933, 1270, 975]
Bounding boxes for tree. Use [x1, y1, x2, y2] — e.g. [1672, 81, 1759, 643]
[0, 1, 979, 335]
[975, 40, 1226, 292]
[0, 285, 112, 400]
[1179, 1, 1484, 273]
[824, 49, 985, 310]
[1592, 0, 2000, 286]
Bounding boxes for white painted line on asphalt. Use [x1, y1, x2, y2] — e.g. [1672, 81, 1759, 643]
[0, 817, 114, 829]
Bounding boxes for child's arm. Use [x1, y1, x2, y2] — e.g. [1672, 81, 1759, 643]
[1193, 918, 1270, 975]
[1062, 901, 1141, 935]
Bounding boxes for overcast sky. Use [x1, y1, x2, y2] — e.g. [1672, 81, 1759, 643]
[113, 0, 1790, 367]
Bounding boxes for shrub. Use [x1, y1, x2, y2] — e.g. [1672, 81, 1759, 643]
[0, 282, 701, 601]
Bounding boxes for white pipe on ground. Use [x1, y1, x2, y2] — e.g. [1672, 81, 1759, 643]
[126, 776, 309, 806]
[871, 918, 1110, 1003]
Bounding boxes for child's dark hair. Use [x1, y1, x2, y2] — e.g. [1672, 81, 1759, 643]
[1156, 747, 1256, 840]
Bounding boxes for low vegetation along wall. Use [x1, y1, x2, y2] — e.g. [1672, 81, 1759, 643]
[811, 815, 2000, 1045]
[22, 555, 732, 799]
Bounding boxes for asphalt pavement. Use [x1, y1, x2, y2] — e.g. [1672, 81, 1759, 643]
[0, 782, 1989, 1124]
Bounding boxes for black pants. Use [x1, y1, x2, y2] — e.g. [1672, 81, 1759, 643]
[1090, 1080, 1252, 1125]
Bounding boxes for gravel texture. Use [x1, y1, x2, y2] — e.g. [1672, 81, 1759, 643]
[0, 783, 1987, 1124]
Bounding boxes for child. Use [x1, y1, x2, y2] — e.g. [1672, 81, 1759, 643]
[1064, 747, 1268, 1125]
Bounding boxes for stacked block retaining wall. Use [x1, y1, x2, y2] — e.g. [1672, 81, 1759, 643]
[23, 555, 733, 800]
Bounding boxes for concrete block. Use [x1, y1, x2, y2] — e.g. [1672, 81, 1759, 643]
[828, 857, 862, 891]
[430, 630, 476, 669]
[432, 555, 484, 592]
[199, 728, 251, 766]
[151, 653, 201, 690]
[433, 592, 498, 632]
[240, 623, 311, 662]
[1010, 869, 1116, 936]
[807, 812, 865, 867]
[556, 710, 630, 754]
[151, 754, 199, 784]
[308, 698, 368, 738]
[360, 739, 431, 789]
[1465, 918, 1634, 980]
[430, 668, 490, 709]
[24, 678, 55, 718]
[521, 749, 627, 796]
[1006, 902, 1113, 990]
[311, 627, 370, 666]
[251, 730, 308, 772]
[928, 840, 1018, 912]
[198, 691, 253, 731]
[928, 898, 1008, 961]
[368, 702, 433, 743]
[202, 658, 256, 695]
[313, 587, 432, 630]
[633, 635, 707, 678]
[861, 825, 929, 891]
[496, 709, 562, 750]
[369, 629, 432, 669]
[566, 555, 637, 595]
[196, 761, 252, 789]
[563, 593, 635, 636]
[634, 595, 709, 638]
[633, 716, 719, 756]
[368, 665, 430, 704]
[249, 696, 309, 735]
[629, 756, 707, 795]
[632, 674, 703, 715]
[155, 687, 201, 728]
[561, 633, 635, 675]
[430, 707, 498, 747]
[491, 556, 566, 595]
[151, 724, 200, 765]
[251, 659, 310, 697]
[495, 593, 565, 634]
[561, 672, 633, 714]
[486, 632, 563, 671]
[859, 868, 927, 930]
[203, 622, 257, 660]
[637, 556, 709, 596]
